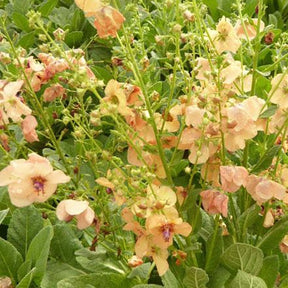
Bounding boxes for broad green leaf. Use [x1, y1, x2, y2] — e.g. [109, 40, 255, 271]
[50, 224, 83, 268]
[26, 225, 53, 285]
[39, 0, 58, 17]
[259, 105, 278, 119]
[91, 66, 113, 83]
[128, 263, 151, 279]
[251, 145, 281, 173]
[132, 285, 163, 288]
[65, 31, 83, 47]
[258, 255, 279, 288]
[205, 228, 223, 273]
[226, 270, 267, 288]
[57, 272, 126, 288]
[11, 0, 31, 14]
[183, 267, 209, 288]
[0, 208, 9, 225]
[257, 215, 288, 254]
[12, 12, 30, 32]
[161, 269, 180, 288]
[17, 260, 32, 283]
[75, 247, 126, 274]
[16, 268, 36, 288]
[7, 205, 44, 258]
[203, 0, 219, 20]
[207, 267, 230, 288]
[0, 238, 23, 285]
[41, 261, 86, 288]
[255, 76, 272, 99]
[221, 243, 264, 275]
[17, 32, 35, 49]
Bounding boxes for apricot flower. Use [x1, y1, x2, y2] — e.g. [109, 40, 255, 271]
[21, 115, 39, 143]
[220, 166, 248, 193]
[269, 74, 288, 109]
[56, 199, 95, 229]
[235, 19, 265, 40]
[0, 153, 70, 207]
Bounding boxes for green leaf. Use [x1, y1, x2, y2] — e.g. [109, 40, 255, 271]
[258, 255, 279, 288]
[259, 105, 278, 119]
[132, 285, 163, 288]
[12, 12, 30, 32]
[50, 224, 83, 268]
[16, 268, 36, 288]
[11, 0, 31, 14]
[221, 243, 264, 275]
[65, 31, 83, 47]
[226, 270, 267, 288]
[207, 267, 230, 288]
[0, 238, 23, 285]
[39, 0, 58, 17]
[0, 208, 9, 225]
[255, 76, 272, 99]
[57, 273, 126, 288]
[75, 247, 126, 274]
[91, 66, 113, 83]
[26, 225, 54, 285]
[203, 0, 219, 20]
[161, 269, 180, 288]
[257, 215, 288, 254]
[41, 261, 86, 288]
[251, 145, 281, 173]
[183, 267, 209, 288]
[205, 228, 223, 273]
[7, 205, 44, 258]
[128, 263, 152, 279]
[17, 32, 35, 49]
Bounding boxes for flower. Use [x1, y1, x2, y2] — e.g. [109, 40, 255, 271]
[74, 0, 103, 17]
[220, 166, 248, 193]
[200, 189, 228, 217]
[43, 84, 66, 102]
[56, 199, 95, 229]
[0, 153, 70, 207]
[208, 17, 241, 54]
[94, 6, 125, 38]
[127, 255, 143, 267]
[21, 115, 39, 143]
[269, 74, 288, 109]
[235, 19, 265, 40]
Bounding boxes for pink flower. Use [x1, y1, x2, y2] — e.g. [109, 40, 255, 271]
[220, 166, 248, 193]
[56, 199, 95, 229]
[0, 153, 70, 207]
[43, 84, 66, 102]
[93, 6, 125, 38]
[21, 115, 39, 143]
[200, 189, 228, 217]
[235, 19, 265, 40]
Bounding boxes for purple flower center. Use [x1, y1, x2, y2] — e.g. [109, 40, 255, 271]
[162, 224, 173, 242]
[32, 176, 46, 194]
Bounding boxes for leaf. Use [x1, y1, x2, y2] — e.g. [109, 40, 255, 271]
[65, 31, 83, 47]
[16, 268, 36, 288]
[0, 238, 23, 285]
[91, 66, 113, 83]
[57, 273, 126, 288]
[251, 145, 281, 173]
[26, 225, 54, 285]
[50, 224, 83, 268]
[257, 215, 288, 254]
[17, 32, 35, 49]
[205, 228, 223, 273]
[0, 208, 9, 225]
[75, 247, 126, 274]
[39, 0, 58, 17]
[161, 269, 180, 288]
[226, 270, 267, 288]
[203, 0, 220, 20]
[221, 243, 264, 275]
[128, 263, 152, 279]
[207, 267, 230, 288]
[258, 255, 279, 288]
[259, 105, 278, 119]
[11, 0, 31, 14]
[132, 285, 163, 288]
[12, 12, 30, 32]
[41, 261, 86, 288]
[183, 267, 209, 288]
[7, 205, 44, 258]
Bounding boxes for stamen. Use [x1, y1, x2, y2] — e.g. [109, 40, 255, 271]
[32, 176, 46, 194]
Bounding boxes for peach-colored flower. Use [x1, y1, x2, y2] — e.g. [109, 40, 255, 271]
[263, 209, 274, 228]
[200, 189, 228, 217]
[0, 80, 31, 124]
[246, 175, 286, 205]
[43, 84, 66, 102]
[122, 207, 146, 236]
[269, 74, 288, 109]
[235, 19, 265, 40]
[128, 255, 143, 267]
[201, 158, 221, 187]
[280, 235, 288, 253]
[146, 207, 192, 248]
[220, 166, 248, 193]
[94, 6, 125, 38]
[185, 105, 205, 128]
[56, 199, 95, 229]
[21, 115, 39, 143]
[208, 17, 241, 54]
[175, 186, 188, 206]
[74, 0, 103, 17]
[0, 153, 70, 207]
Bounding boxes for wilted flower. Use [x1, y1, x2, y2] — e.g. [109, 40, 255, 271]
[0, 153, 70, 207]
[128, 255, 143, 267]
[21, 115, 39, 143]
[43, 84, 66, 102]
[56, 199, 95, 229]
